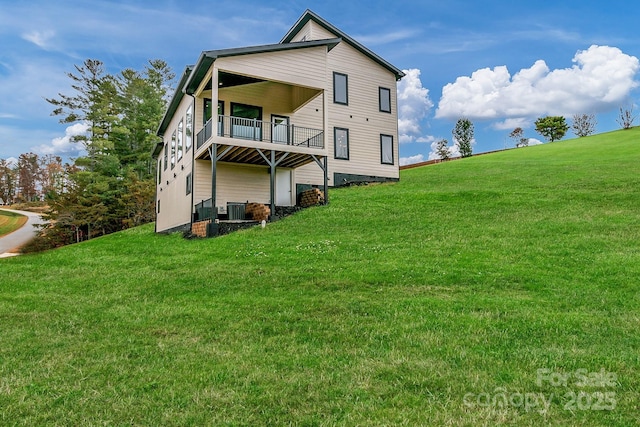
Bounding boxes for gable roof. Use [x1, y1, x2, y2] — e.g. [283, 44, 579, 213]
[281, 9, 405, 81]
[183, 38, 341, 96]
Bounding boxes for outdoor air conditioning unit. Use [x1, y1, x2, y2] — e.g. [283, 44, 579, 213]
[227, 202, 246, 220]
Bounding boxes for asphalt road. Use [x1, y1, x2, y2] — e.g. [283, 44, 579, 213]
[0, 208, 45, 257]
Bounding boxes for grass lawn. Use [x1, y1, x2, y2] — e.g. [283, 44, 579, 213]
[0, 209, 27, 238]
[1, 129, 639, 425]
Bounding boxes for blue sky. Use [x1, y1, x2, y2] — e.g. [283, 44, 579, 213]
[1, 0, 638, 165]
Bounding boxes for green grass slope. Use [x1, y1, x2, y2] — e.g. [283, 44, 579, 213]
[1, 129, 639, 426]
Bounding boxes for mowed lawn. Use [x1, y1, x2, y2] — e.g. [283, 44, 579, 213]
[0, 210, 27, 238]
[1, 129, 639, 426]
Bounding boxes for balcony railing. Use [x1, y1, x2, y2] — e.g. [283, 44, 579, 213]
[196, 115, 324, 150]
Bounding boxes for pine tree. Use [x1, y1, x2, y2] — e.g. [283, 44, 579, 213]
[36, 58, 174, 249]
[535, 116, 569, 142]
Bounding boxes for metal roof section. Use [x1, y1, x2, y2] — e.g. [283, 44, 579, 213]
[281, 9, 405, 81]
[183, 38, 341, 96]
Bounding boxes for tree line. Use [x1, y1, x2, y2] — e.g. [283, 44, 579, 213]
[509, 107, 635, 148]
[431, 105, 636, 162]
[0, 59, 174, 250]
[0, 154, 64, 205]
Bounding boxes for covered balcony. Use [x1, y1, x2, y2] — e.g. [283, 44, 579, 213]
[183, 40, 335, 222]
[196, 115, 324, 151]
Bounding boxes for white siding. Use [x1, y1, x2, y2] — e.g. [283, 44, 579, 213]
[215, 46, 327, 89]
[295, 32, 400, 187]
[194, 162, 282, 213]
[155, 95, 195, 232]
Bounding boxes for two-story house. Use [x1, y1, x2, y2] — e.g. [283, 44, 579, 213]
[153, 10, 404, 234]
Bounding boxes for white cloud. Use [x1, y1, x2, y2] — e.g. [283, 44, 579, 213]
[416, 135, 436, 144]
[436, 45, 640, 123]
[34, 122, 88, 156]
[356, 29, 421, 46]
[22, 30, 55, 49]
[527, 138, 544, 146]
[399, 154, 425, 166]
[5, 157, 17, 167]
[397, 68, 434, 143]
[493, 117, 532, 131]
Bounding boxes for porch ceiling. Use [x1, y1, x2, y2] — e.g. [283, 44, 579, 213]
[204, 72, 265, 90]
[198, 144, 318, 169]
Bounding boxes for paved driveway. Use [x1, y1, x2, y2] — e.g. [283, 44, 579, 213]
[0, 208, 46, 257]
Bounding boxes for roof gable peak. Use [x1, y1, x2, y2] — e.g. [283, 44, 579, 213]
[281, 10, 404, 80]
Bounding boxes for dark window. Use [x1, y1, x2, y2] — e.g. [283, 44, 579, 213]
[204, 98, 212, 124]
[380, 134, 394, 164]
[177, 119, 184, 161]
[334, 127, 349, 160]
[333, 72, 348, 105]
[230, 103, 263, 140]
[157, 200, 160, 214]
[217, 101, 224, 135]
[186, 173, 192, 195]
[171, 130, 176, 169]
[379, 87, 391, 113]
[158, 160, 162, 184]
[163, 143, 168, 170]
[185, 105, 193, 151]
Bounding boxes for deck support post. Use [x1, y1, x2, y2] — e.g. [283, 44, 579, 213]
[269, 150, 276, 217]
[311, 155, 329, 205]
[208, 144, 218, 221]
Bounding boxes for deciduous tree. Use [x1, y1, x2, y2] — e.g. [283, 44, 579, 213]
[17, 153, 40, 202]
[571, 113, 597, 137]
[39, 155, 65, 199]
[616, 105, 636, 129]
[435, 138, 450, 160]
[509, 127, 529, 148]
[453, 118, 474, 158]
[0, 159, 17, 204]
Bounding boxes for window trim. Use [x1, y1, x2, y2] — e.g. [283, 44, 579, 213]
[333, 72, 348, 105]
[334, 127, 350, 160]
[186, 172, 192, 195]
[379, 87, 391, 113]
[380, 134, 394, 165]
